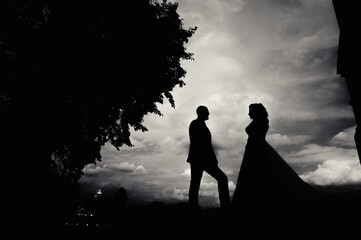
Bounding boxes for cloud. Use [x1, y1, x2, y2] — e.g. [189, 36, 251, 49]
[228, 180, 236, 191]
[135, 165, 147, 174]
[82, 165, 105, 176]
[83, 162, 147, 175]
[300, 159, 361, 185]
[282, 125, 360, 185]
[104, 162, 148, 174]
[331, 126, 357, 147]
[293, 127, 361, 185]
[267, 133, 311, 148]
[286, 143, 358, 164]
[181, 168, 191, 177]
[157, 187, 189, 202]
[77, 0, 359, 208]
[159, 136, 189, 155]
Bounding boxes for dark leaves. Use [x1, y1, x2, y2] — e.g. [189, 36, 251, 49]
[1, 0, 196, 185]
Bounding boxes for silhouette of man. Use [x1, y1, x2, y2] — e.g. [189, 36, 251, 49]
[187, 105, 231, 209]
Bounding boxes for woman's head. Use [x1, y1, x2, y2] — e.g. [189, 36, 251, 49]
[248, 103, 268, 120]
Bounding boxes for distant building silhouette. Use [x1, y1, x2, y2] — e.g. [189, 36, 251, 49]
[94, 189, 103, 199]
[333, 0, 361, 164]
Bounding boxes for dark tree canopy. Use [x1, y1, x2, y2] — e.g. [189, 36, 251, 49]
[1, 0, 196, 180]
[1, 0, 196, 224]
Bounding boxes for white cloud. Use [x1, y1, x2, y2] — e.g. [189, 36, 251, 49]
[145, 180, 158, 187]
[157, 187, 189, 202]
[300, 159, 361, 185]
[200, 181, 217, 190]
[134, 165, 147, 174]
[331, 126, 357, 147]
[82, 165, 105, 175]
[158, 136, 189, 155]
[196, 180, 236, 203]
[267, 133, 310, 148]
[286, 144, 358, 164]
[286, 126, 360, 186]
[181, 168, 191, 177]
[198, 180, 219, 199]
[267, 133, 293, 147]
[228, 180, 236, 191]
[86, 162, 148, 175]
[77, 0, 359, 207]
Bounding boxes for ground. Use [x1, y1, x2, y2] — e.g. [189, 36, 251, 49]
[58, 187, 360, 238]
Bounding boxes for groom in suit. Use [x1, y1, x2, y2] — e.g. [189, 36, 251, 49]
[187, 105, 230, 209]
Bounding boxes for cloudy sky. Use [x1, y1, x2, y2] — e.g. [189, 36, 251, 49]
[79, 0, 361, 207]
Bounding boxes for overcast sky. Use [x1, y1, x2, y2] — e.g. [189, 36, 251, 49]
[79, 0, 361, 207]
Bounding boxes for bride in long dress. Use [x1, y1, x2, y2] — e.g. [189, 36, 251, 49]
[232, 103, 316, 214]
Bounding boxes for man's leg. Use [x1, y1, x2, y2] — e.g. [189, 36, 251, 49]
[205, 165, 231, 209]
[189, 163, 203, 209]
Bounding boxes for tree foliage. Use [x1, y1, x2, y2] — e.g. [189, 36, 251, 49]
[1, 0, 196, 185]
[1, 1, 196, 225]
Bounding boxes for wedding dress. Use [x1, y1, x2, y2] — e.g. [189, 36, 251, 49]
[232, 118, 315, 212]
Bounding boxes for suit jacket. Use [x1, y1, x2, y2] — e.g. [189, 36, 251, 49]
[187, 119, 217, 165]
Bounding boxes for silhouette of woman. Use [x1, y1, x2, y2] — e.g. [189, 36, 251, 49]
[232, 103, 315, 213]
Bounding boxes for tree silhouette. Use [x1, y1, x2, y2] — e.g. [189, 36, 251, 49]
[1, 0, 196, 225]
[114, 187, 128, 209]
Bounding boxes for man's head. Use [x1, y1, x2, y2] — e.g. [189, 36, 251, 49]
[196, 105, 210, 121]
